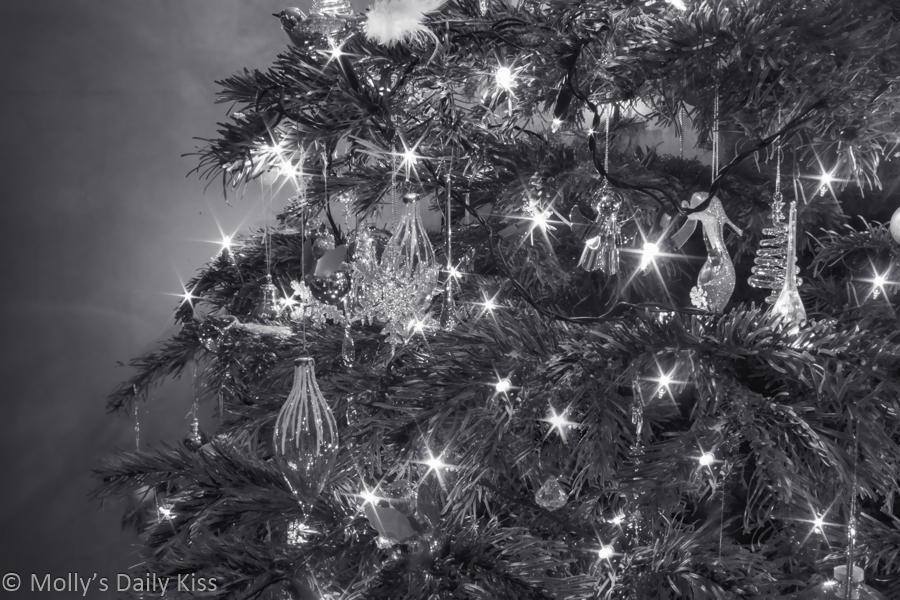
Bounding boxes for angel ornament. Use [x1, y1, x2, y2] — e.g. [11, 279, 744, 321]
[671, 192, 742, 312]
[569, 182, 624, 275]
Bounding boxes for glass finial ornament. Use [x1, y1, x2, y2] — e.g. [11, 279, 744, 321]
[273, 358, 339, 499]
[771, 202, 806, 331]
[534, 476, 567, 510]
[803, 566, 887, 600]
[671, 192, 743, 312]
[253, 275, 281, 320]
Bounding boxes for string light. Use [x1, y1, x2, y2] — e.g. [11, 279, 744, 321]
[698, 452, 715, 466]
[812, 514, 826, 533]
[542, 406, 579, 442]
[180, 288, 198, 307]
[359, 487, 380, 506]
[495, 378, 512, 393]
[448, 265, 462, 279]
[407, 319, 426, 333]
[819, 170, 835, 196]
[158, 505, 174, 520]
[495, 66, 515, 91]
[221, 235, 232, 253]
[531, 209, 552, 231]
[610, 515, 625, 525]
[871, 270, 891, 298]
[598, 545, 614, 559]
[639, 242, 660, 270]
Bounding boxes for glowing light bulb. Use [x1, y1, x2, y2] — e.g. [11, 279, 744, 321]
[548, 412, 567, 430]
[698, 452, 715, 466]
[665, 0, 687, 9]
[819, 171, 834, 186]
[483, 298, 497, 312]
[158, 506, 173, 519]
[495, 378, 512, 393]
[181, 288, 197, 306]
[551, 118, 563, 132]
[279, 160, 296, 177]
[448, 266, 461, 279]
[221, 235, 232, 252]
[598, 545, 614, 559]
[610, 515, 625, 525]
[426, 455, 445, 471]
[495, 66, 514, 90]
[813, 515, 825, 532]
[359, 488, 379, 506]
[543, 407, 578, 442]
[532, 210, 551, 230]
[330, 44, 343, 59]
[640, 242, 659, 270]
[408, 319, 425, 333]
[658, 373, 672, 387]
[402, 148, 418, 166]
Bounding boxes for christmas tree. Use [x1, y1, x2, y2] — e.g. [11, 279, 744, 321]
[95, 1, 900, 598]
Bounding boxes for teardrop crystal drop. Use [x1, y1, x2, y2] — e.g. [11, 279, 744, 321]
[534, 476, 567, 510]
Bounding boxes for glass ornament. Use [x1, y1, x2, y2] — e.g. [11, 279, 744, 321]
[184, 417, 203, 452]
[273, 358, 339, 499]
[360, 194, 439, 345]
[570, 183, 623, 275]
[749, 190, 801, 302]
[363, 481, 419, 543]
[302, 0, 353, 36]
[671, 193, 742, 312]
[340, 323, 355, 366]
[253, 275, 281, 320]
[803, 566, 887, 600]
[534, 476, 567, 510]
[771, 202, 806, 331]
[305, 268, 352, 306]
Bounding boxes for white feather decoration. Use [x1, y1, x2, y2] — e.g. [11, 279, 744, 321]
[364, 0, 446, 46]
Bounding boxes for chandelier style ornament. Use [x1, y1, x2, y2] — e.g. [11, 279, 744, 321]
[360, 191, 439, 345]
[671, 193, 743, 312]
[273, 358, 339, 499]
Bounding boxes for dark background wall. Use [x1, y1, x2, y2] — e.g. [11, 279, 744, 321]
[0, 1, 350, 594]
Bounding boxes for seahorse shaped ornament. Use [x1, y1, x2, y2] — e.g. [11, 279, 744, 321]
[671, 192, 743, 312]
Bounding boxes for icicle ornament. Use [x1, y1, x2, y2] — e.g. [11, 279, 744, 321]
[771, 202, 806, 331]
[274, 358, 339, 499]
[671, 193, 742, 312]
